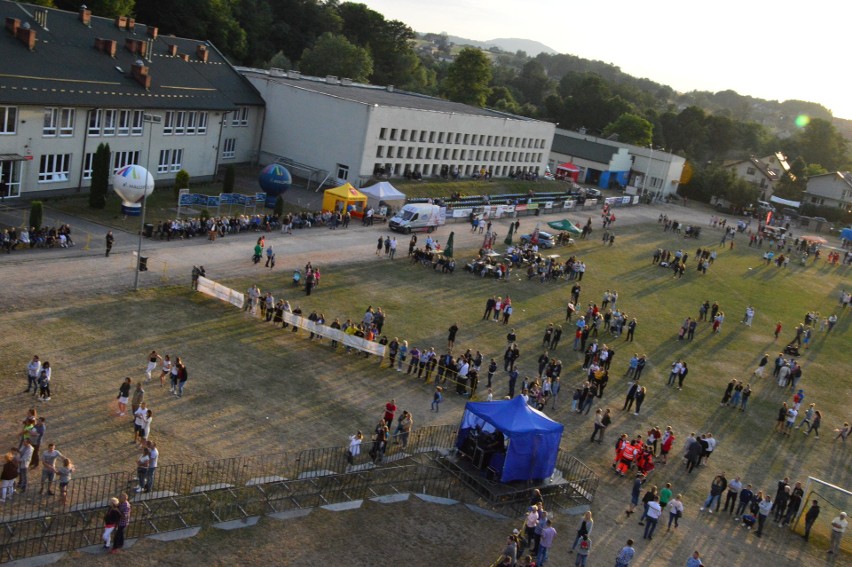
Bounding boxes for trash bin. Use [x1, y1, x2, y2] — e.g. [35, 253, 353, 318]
[534, 208, 541, 216]
[138, 256, 148, 272]
[143, 223, 154, 238]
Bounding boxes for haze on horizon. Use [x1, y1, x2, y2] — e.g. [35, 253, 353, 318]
[363, 0, 851, 121]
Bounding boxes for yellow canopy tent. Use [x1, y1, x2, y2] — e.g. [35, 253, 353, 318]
[322, 183, 368, 217]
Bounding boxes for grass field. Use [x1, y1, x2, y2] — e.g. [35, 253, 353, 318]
[2, 218, 849, 565]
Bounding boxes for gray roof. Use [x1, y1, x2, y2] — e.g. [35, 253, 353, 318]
[242, 70, 539, 122]
[551, 133, 619, 164]
[0, 1, 264, 110]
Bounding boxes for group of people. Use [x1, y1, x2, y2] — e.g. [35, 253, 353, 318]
[495, 490, 558, 566]
[1, 224, 75, 252]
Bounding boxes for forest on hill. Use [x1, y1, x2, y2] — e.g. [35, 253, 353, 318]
[38, 1, 852, 217]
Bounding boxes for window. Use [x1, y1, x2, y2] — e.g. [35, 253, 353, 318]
[43, 108, 58, 136]
[390, 128, 397, 140]
[379, 128, 387, 140]
[196, 112, 208, 135]
[118, 110, 131, 136]
[112, 150, 140, 173]
[59, 108, 74, 137]
[164, 111, 175, 135]
[38, 154, 71, 183]
[438, 132, 444, 143]
[174, 111, 186, 135]
[407, 147, 413, 158]
[88, 109, 101, 135]
[746, 167, 756, 175]
[0, 161, 22, 197]
[83, 153, 94, 179]
[401, 129, 408, 141]
[186, 111, 196, 135]
[231, 107, 249, 127]
[222, 138, 236, 159]
[463, 134, 469, 145]
[158, 149, 183, 173]
[131, 110, 144, 135]
[102, 109, 116, 136]
[376, 146, 384, 158]
[337, 164, 349, 180]
[419, 131, 426, 142]
[429, 131, 435, 143]
[1, 106, 17, 134]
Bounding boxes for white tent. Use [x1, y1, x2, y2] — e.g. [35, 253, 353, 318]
[360, 181, 406, 208]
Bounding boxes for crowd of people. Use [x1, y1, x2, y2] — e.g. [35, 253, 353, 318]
[1, 224, 75, 252]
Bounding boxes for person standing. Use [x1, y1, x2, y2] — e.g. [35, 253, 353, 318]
[111, 493, 131, 554]
[26, 355, 41, 394]
[176, 359, 188, 398]
[828, 512, 848, 554]
[16, 438, 33, 493]
[430, 386, 443, 412]
[39, 442, 62, 495]
[643, 495, 662, 540]
[536, 519, 557, 566]
[571, 511, 594, 553]
[447, 323, 459, 350]
[574, 534, 591, 567]
[102, 497, 121, 550]
[131, 382, 145, 416]
[265, 244, 275, 268]
[803, 500, 820, 541]
[756, 495, 772, 537]
[1, 452, 18, 503]
[685, 551, 704, 567]
[37, 361, 52, 401]
[615, 539, 635, 567]
[590, 409, 605, 443]
[105, 231, 114, 257]
[116, 377, 132, 416]
[722, 475, 742, 514]
[140, 441, 158, 493]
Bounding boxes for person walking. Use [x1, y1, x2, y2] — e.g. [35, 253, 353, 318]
[536, 519, 557, 566]
[105, 231, 114, 257]
[667, 494, 684, 530]
[265, 244, 275, 268]
[430, 386, 443, 412]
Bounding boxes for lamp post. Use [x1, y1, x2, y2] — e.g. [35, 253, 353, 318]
[133, 113, 161, 291]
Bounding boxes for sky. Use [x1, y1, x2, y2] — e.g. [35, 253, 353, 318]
[362, 0, 852, 120]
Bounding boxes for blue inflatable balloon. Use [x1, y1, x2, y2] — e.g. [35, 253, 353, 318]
[258, 164, 292, 208]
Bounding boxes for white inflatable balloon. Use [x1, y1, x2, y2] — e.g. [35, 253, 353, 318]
[113, 164, 155, 216]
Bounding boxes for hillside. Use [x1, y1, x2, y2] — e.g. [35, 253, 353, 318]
[441, 34, 557, 56]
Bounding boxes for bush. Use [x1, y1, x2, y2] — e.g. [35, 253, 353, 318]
[29, 201, 43, 231]
[89, 143, 110, 209]
[800, 204, 852, 225]
[174, 169, 190, 200]
[222, 165, 236, 194]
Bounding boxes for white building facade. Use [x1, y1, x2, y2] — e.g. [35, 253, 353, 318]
[243, 70, 555, 185]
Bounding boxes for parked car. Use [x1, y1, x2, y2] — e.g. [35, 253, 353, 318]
[583, 188, 602, 199]
[520, 231, 556, 249]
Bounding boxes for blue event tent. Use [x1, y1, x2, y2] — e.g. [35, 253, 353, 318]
[455, 396, 564, 483]
[841, 228, 852, 242]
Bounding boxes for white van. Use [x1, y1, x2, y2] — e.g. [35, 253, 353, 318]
[757, 200, 776, 212]
[389, 203, 446, 233]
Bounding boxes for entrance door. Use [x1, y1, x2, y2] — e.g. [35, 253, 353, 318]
[0, 160, 21, 198]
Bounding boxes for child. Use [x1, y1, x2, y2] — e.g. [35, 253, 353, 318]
[431, 387, 443, 412]
[57, 457, 76, 507]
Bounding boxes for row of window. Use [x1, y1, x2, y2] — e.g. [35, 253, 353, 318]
[1, 105, 252, 137]
[376, 145, 542, 163]
[374, 162, 538, 178]
[378, 127, 545, 150]
[36, 139, 238, 183]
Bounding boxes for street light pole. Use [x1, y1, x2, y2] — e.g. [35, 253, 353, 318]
[133, 113, 161, 291]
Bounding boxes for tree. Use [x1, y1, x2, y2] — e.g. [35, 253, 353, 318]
[796, 118, 849, 171]
[299, 33, 373, 82]
[222, 165, 236, 194]
[29, 201, 43, 231]
[89, 143, 110, 210]
[174, 169, 190, 200]
[266, 51, 293, 71]
[56, 0, 135, 17]
[442, 48, 492, 107]
[602, 113, 653, 146]
[512, 60, 552, 107]
[274, 194, 285, 216]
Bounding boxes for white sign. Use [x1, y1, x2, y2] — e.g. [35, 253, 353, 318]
[196, 276, 244, 309]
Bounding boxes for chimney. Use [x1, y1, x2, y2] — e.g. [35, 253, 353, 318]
[16, 22, 36, 51]
[79, 6, 91, 26]
[178, 53, 189, 62]
[127, 18, 135, 32]
[145, 38, 154, 62]
[94, 38, 117, 57]
[5, 17, 19, 36]
[147, 26, 158, 39]
[115, 15, 128, 30]
[125, 38, 146, 56]
[196, 44, 208, 63]
[167, 44, 177, 56]
[131, 60, 151, 89]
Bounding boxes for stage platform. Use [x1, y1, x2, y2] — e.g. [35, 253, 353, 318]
[436, 451, 594, 508]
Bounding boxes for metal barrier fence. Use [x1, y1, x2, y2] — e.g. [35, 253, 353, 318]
[0, 424, 596, 563]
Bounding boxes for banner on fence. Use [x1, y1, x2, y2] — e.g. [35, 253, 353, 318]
[196, 278, 386, 357]
[197, 276, 244, 309]
[563, 200, 576, 209]
[452, 208, 473, 218]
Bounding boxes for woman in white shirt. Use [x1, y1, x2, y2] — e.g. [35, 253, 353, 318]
[347, 431, 362, 465]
